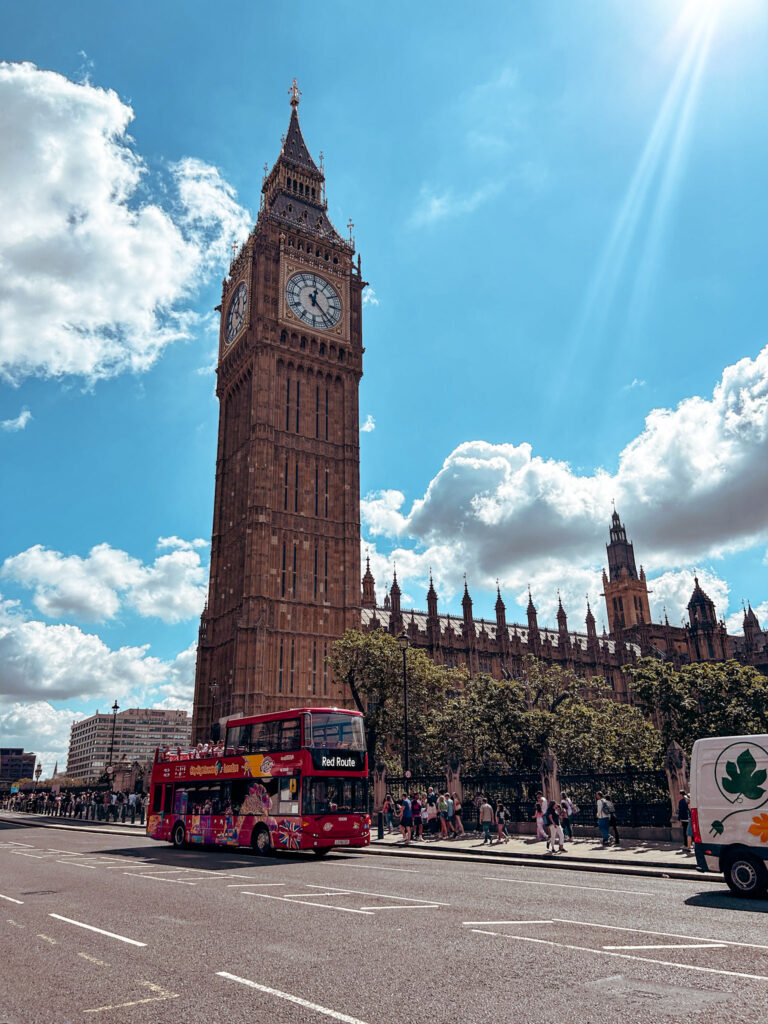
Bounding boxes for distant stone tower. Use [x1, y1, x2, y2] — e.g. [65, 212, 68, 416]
[602, 509, 651, 632]
[191, 83, 365, 742]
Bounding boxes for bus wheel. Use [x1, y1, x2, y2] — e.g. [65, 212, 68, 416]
[171, 822, 186, 849]
[313, 847, 332, 858]
[725, 853, 768, 898]
[252, 826, 272, 856]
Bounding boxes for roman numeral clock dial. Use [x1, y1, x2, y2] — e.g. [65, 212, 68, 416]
[286, 272, 342, 330]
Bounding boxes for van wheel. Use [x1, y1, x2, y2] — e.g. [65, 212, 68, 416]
[171, 822, 186, 849]
[313, 847, 331, 858]
[725, 853, 768, 898]
[252, 825, 272, 856]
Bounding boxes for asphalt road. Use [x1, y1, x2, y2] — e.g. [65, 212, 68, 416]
[1, 818, 767, 1024]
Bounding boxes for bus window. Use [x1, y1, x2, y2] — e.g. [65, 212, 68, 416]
[309, 713, 365, 751]
[152, 786, 163, 813]
[163, 785, 173, 814]
[303, 778, 367, 815]
[278, 777, 299, 815]
[278, 718, 301, 751]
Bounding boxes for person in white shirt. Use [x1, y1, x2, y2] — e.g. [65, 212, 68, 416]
[596, 791, 610, 846]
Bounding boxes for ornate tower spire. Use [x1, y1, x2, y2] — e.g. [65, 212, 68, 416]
[361, 554, 376, 608]
[557, 593, 568, 635]
[585, 597, 597, 639]
[389, 569, 403, 635]
[602, 509, 651, 635]
[495, 582, 507, 632]
[426, 570, 438, 621]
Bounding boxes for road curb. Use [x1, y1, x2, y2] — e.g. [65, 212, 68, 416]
[368, 839, 693, 872]
[0, 814, 141, 838]
[358, 843, 711, 883]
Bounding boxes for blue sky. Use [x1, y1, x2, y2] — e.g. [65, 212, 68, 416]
[1, 0, 767, 773]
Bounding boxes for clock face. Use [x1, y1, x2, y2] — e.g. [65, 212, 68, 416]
[225, 281, 247, 344]
[286, 272, 342, 330]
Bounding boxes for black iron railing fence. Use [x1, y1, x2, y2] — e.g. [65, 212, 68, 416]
[372, 767, 671, 830]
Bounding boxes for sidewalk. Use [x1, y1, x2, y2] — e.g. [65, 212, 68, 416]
[370, 826, 702, 874]
[0, 812, 145, 835]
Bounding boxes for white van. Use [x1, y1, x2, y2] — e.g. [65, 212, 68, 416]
[690, 733, 768, 898]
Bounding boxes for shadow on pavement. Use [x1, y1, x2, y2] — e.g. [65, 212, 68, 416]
[684, 890, 768, 913]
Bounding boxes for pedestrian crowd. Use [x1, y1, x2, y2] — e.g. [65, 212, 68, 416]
[383, 788, 630, 852]
[1, 789, 148, 824]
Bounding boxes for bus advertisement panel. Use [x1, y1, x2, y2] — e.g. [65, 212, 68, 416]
[146, 707, 369, 856]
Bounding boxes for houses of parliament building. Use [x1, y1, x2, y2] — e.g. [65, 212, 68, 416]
[190, 85, 767, 741]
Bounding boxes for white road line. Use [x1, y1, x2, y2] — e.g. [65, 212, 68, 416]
[242, 891, 373, 915]
[341, 864, 419, 874]
[472, 929, 768, 983]
[8, 842, 34, 847]
[359, 905, 439, 910]
[37, 934, 57, 944]
[47, 848, 84, 855]
[49, 914, 147, 947]
[304, 883, 450, 906]
[483, 875, 654, 896]
[122, 872, 197, 885]
[12, 851, 44, 858]
[282, 891, 352, 897]
[552, 918, 768, 952]
[463, 919, 553, 926]
[56, 860, 96, 869]
[226, 882, 286, 888]
[603, 943, 727, 951]
[217, 971, 369, 1024]
[0, 894, 23, 904]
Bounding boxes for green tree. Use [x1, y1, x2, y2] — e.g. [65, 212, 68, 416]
[630, 657, 768, 755]
[327, 629, 458, 770]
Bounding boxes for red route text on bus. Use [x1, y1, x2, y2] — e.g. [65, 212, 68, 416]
[146, 707, 370, 856]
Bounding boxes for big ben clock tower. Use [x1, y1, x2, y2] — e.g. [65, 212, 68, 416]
[191, 82, 364, 742]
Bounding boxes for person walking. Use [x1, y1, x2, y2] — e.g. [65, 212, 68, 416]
[437, 792, 449, 838]
[382, 793, 395, 833]
[603, 793, 621, 845]
[479, 796, 494, 844]
[452, 793, 465, 837]
[399, 793, 413, 844]
[678, 791, 691, 852]
[534, 792, 547, 841]
[493, 801, 509, 844]
[544, 799, 567, 853]
[561, 794, 574, 842]
[411, 793, 423, 841]
[596, 791, 611, 846]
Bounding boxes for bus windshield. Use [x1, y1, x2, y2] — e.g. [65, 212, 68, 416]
[308, 712, 365, 751]
[302, 777, 368, 815]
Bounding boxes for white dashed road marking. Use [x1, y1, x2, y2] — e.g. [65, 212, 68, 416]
[218, 972, 369, 1024]
[49, 914, 147, 947]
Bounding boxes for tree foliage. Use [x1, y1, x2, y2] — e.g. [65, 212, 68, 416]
[630, 657, 768, 755]
[329, 632, 662, 772]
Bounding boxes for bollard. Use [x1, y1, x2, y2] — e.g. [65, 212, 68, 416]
[377, 811, 384, 839]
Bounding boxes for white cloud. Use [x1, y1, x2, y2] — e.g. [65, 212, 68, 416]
[360, 414, 376, 433]
[2, 538, 207, 624]
[362, 287, 379, 307]
[623, 378, 646, 390]
[0, 62, 251, 384]
[364, 345, 768, 623]
[0, 613, 196, 774]
[1, 408, 31, 431]
[408, 181, 504, 229]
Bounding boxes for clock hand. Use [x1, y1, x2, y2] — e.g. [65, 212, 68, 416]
[309, 289, 319, 306]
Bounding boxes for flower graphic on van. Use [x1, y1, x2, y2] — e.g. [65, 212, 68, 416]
[748, 813, 768, 844]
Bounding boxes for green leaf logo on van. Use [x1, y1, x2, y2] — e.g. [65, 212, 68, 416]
[720, 748, 767, 801]
[709, 743, 768, 836]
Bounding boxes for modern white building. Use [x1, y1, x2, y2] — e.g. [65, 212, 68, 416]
[66, 708, 191, 780]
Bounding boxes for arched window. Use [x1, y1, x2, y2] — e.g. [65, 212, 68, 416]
[319, 343, 325, 356]
[280, 330, 287, 343]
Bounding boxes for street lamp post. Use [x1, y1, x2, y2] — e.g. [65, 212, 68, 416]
[33, 763, 42, 792]
[397, 633, 410, 776]
[210, 679, 219, 741]
[108, 700, 119, 775]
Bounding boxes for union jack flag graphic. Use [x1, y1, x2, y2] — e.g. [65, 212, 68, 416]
[277, 819, 302, 850]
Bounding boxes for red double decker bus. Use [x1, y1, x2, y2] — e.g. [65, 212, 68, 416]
[146, 707, 370, 856]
